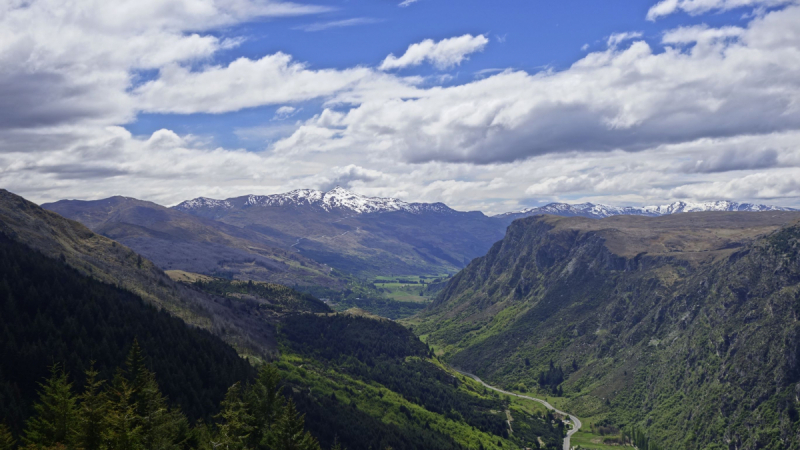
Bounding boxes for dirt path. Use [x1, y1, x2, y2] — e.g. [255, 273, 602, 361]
[452, 368, 582, 450]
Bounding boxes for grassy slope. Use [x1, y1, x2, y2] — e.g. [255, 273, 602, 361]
[275, 312, 566, 450]
[412, 212, 800, 449]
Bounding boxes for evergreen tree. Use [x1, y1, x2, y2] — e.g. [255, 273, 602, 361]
[272, 399, 320, 450]
[215, 382, 253, 450]
[134, 369, 187, 450]
[247, 365, 283, 449]
[124, 340, 148, 397]
[105, 373, 142, 450]
[22, 365, 79, 449]
[0, 424, 15, 450]
[77, 366, 107, 450]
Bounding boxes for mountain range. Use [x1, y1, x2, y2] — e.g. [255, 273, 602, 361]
[43, 188, 797, 291]
[175, 186, 457, 216]
[47, 187, 506, 279]
[497, 200, 797, 221]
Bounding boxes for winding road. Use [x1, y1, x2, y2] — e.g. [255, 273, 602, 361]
[452, 369, 582, 450]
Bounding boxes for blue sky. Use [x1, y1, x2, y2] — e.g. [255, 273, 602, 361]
[2, 0, 800, 213]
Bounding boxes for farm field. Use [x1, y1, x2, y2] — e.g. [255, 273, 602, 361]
[373, 273, 451, 303]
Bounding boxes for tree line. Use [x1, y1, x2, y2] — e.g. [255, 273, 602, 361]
[0, 342, 325, 450]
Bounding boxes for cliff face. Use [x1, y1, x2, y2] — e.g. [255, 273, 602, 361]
[415, 212, 800, 449]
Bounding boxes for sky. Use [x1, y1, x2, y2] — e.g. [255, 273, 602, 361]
[1, 0, 800, 214]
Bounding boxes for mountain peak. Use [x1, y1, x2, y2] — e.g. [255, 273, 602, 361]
[327, 186, 350, 194]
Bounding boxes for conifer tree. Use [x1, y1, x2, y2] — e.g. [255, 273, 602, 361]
[136, 370, 187, 450]
[215, 382, 253, 450]
[247, 365, 283, 448]
[272, 399, 320, 450]
[105, 373, 142, 450]
[23, 364, 79, 449]
[124, 340, 148, 397]
[118, 341, 188, 450]
[78, 365, 107, 450]
[0, 424, 15, 450]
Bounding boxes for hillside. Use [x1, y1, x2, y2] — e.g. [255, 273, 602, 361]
[42, 196, 339, 288]
[412, 211, 800, 449]
[275, 313, 566, 450]
[0, 231, 254, 433]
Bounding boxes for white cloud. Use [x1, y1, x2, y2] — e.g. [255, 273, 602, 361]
[0, 0, 328, 131]
[399, 0, 420, 7]
[607, 31, 644, 48]
[134, 54, 422, 114]
[274, 106, 301, 120]
[3, 0, 800, 213]
[379, 34, 489, 71]
[294, 17, 382, 32]
[647, 0, 795, 20]
[270, 6, 800, 167]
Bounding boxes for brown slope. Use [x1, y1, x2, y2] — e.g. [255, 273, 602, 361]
[42, 196, 341, 288]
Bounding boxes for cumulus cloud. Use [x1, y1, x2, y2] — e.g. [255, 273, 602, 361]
[668, 170, 800, 200]
[379, 34, 489, 70]
[0, 0, 327, 132]
[647, 0, 794, 20]
[134, 54, 385, 114]
[270, 5, 800, 166]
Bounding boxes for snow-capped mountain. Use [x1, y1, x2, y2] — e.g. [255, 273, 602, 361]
[174, 186, 456, 215]
[498, 200, 796, 221]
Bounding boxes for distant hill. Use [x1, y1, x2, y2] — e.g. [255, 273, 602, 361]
[174, 186, 507, 277]
[413, 211, 800, 449]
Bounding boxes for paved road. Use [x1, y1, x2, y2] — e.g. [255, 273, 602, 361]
[452, 369, 582, 450]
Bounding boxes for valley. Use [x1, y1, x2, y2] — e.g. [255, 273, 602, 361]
[4, 186, 800, 450]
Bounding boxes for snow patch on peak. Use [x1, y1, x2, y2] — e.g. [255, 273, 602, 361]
[174, 187, 455, 215]
[500, 200, 796, 220]
[174, 197, 233, 211]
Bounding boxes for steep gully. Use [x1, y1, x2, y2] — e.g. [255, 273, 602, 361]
[452, 368, 582, 450]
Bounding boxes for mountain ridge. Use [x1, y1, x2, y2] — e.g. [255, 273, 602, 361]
[498, 200, 797, 221]
[174, 186, 458, 216]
